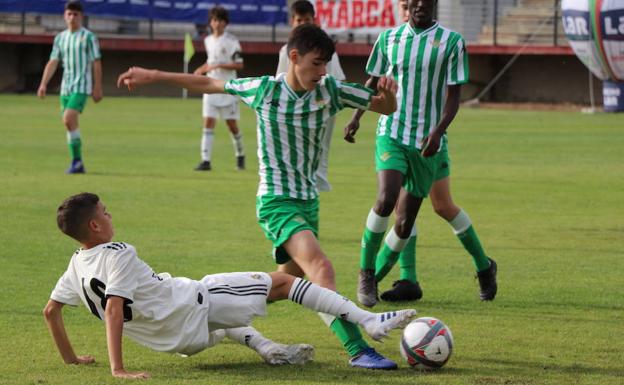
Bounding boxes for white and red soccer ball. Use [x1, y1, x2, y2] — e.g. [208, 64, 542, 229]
[400, 317, 454, 369]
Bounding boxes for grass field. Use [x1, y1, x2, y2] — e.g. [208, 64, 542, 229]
[0, 94, 622, 385]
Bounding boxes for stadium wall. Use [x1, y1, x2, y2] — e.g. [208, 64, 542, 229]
[0, 41, 602, 105]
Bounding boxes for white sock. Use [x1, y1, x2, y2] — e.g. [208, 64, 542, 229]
[66, 129, 81, 143]
[231, 132, 244, 157]
[225, 327, 270, 350]
[366, 208, 389, 233]
[449, 209, 472, 235]
[201, 128, 214, 162]
[288, 278, 372, 325]
[384, 227, 409, 252]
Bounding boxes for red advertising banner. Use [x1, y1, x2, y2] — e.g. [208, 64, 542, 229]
[313, 0, 403, 33]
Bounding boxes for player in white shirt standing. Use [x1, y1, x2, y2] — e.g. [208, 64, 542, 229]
[193, 6, 245, 171]
[275, 0, 346, 192]
[44, 192, 416, 379]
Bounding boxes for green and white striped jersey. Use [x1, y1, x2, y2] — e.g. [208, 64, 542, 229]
[50, 28, 101, 95]
[225, 73, 374, 199]
[367, 22, 469, 149]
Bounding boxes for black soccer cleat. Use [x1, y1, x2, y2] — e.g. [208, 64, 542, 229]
[477, 258, 497, 301]
[380, 280, 423, 302]
[194, 160, 212, 171]
[236, 155, 245, 170]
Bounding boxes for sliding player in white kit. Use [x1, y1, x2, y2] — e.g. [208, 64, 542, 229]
[43, 192, 416, 379]
[193, 6, 245, 171]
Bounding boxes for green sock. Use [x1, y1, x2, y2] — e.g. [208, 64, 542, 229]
[360, 228, 385, 270]
[457, 225, 490, 272]
[398, 235, 417, 283]
[67, 130, 82, 160]
[329, 318, 369, 357]
[374, 243, 400, 283]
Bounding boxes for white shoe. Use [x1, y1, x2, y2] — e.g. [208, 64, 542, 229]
[256, 342, 315, 365]
[362, 309, 417, 342]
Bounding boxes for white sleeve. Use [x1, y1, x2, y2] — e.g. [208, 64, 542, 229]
[104, 245, 143, 302]
[276, 45, 288, 76]
[328, 53, 346, 80]
[231, 37, 243, 63]
[50, 269, 81, 306]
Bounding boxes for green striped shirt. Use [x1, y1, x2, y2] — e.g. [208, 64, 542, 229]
[367, 22, 469, 149]
[225, 73, 374, 199]
[50, 28, 101, 96]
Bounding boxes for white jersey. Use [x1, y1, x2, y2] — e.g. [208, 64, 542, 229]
[203, 31, 242, 107]
[50, 242, 213, 355]
[276, 44, 345, 80]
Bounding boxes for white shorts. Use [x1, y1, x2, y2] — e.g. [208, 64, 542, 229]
[200, 272, 271, 330]
[202, 94, 240, 120]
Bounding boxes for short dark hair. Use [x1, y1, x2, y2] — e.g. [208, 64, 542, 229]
[209, 6, 229, 24]
[65, 1, 83, 13]
[291, 0, 315, 17]
[57, 193, 99, 242]
[287, 24, 335, 62]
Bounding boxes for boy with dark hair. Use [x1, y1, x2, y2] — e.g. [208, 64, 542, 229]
[38, 1, 102, 174]
[118, 24, 406, 369]
[45, 192, 415, 378]
[193, 6, 245, 171]
[276, 0, 346, 192]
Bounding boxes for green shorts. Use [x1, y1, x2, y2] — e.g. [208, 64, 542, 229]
[375, 136, 448, 198]
[60, 93, 88, 113]
[256, 195, 319, 264]
[433, 140, 451, 182]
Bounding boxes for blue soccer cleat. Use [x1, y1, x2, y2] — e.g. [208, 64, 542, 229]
[349, 347, 398, 370]
[66, 159, 85, 174]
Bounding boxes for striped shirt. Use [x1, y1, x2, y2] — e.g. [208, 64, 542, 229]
[50, 28, 101, 95]
[225, 73, 374, 199]
[367, 22, 469, 149]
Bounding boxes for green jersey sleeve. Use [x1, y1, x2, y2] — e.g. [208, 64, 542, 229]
[87, 32, 102, 61]
[446, 35, 469, 85]
[336, 79, 374, 110]
[50, 34, 61, 61]
[366, 30, 389, 77]
[224, 76, 269, 108]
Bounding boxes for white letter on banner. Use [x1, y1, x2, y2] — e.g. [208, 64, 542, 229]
[605, 17, 617, 35]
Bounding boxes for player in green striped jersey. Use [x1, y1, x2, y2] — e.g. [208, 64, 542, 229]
[37, 1, 102, 174]
[345, 0, 497, 307]
[118, 24, 410, 370]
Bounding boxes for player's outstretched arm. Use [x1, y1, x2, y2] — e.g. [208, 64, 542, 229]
[117, 67, 225, 95]
[420, 84, 461, 157]
[43, 299, 96, 365]
[105, 296, 150, 379]
[344, 76, 379, 143]
[368, 76, 398, 116]
[37, 60, 59, 99]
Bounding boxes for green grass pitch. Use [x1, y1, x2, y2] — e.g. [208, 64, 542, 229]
[0, 94, 622, 385]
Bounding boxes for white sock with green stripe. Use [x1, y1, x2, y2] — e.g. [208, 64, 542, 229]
[288, 278, 372, 324]
[201, 128, 214, 162]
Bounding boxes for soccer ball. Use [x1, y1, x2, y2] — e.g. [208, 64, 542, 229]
[399, 317, 454, 369]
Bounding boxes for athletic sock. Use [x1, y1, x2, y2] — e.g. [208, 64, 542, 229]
[230, 132, 244, 157]
[66, 129, 82, 161]
[398, 225, 418, 283]
[201, 127, 214, 162]
[375, 227, 409, 282]
[289, 279, 371, 357]
[360, 209, 389, 270]
[449, 209, 491, 272]
[225, 326, 269, 350]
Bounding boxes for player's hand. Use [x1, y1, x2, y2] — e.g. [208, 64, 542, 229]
[420, 131, 442, 157]
[376, 76, 398, 96]
[193, 67, 205, 75]
[92, 88, 103, 103]
[73, 355, 96, 365]
[37, 85, 47, 99]
[112, 368, 151, 379]
[344, 120, 360, 143]
[117, 67, 157, 91]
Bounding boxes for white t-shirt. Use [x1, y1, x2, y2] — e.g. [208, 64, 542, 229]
[50, 242, 213, 356]
[203, 31, 242, 106]
[276, 44, 346, 80]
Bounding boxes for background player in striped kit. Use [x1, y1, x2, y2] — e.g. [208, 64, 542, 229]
[44, 192, 415, 379]
[275, 0, 346, 191]
[37, 1, 102, 174]
[117, 24, 403, 370]
[193, 6, 245, 171]
[345, 0, 497, 307]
